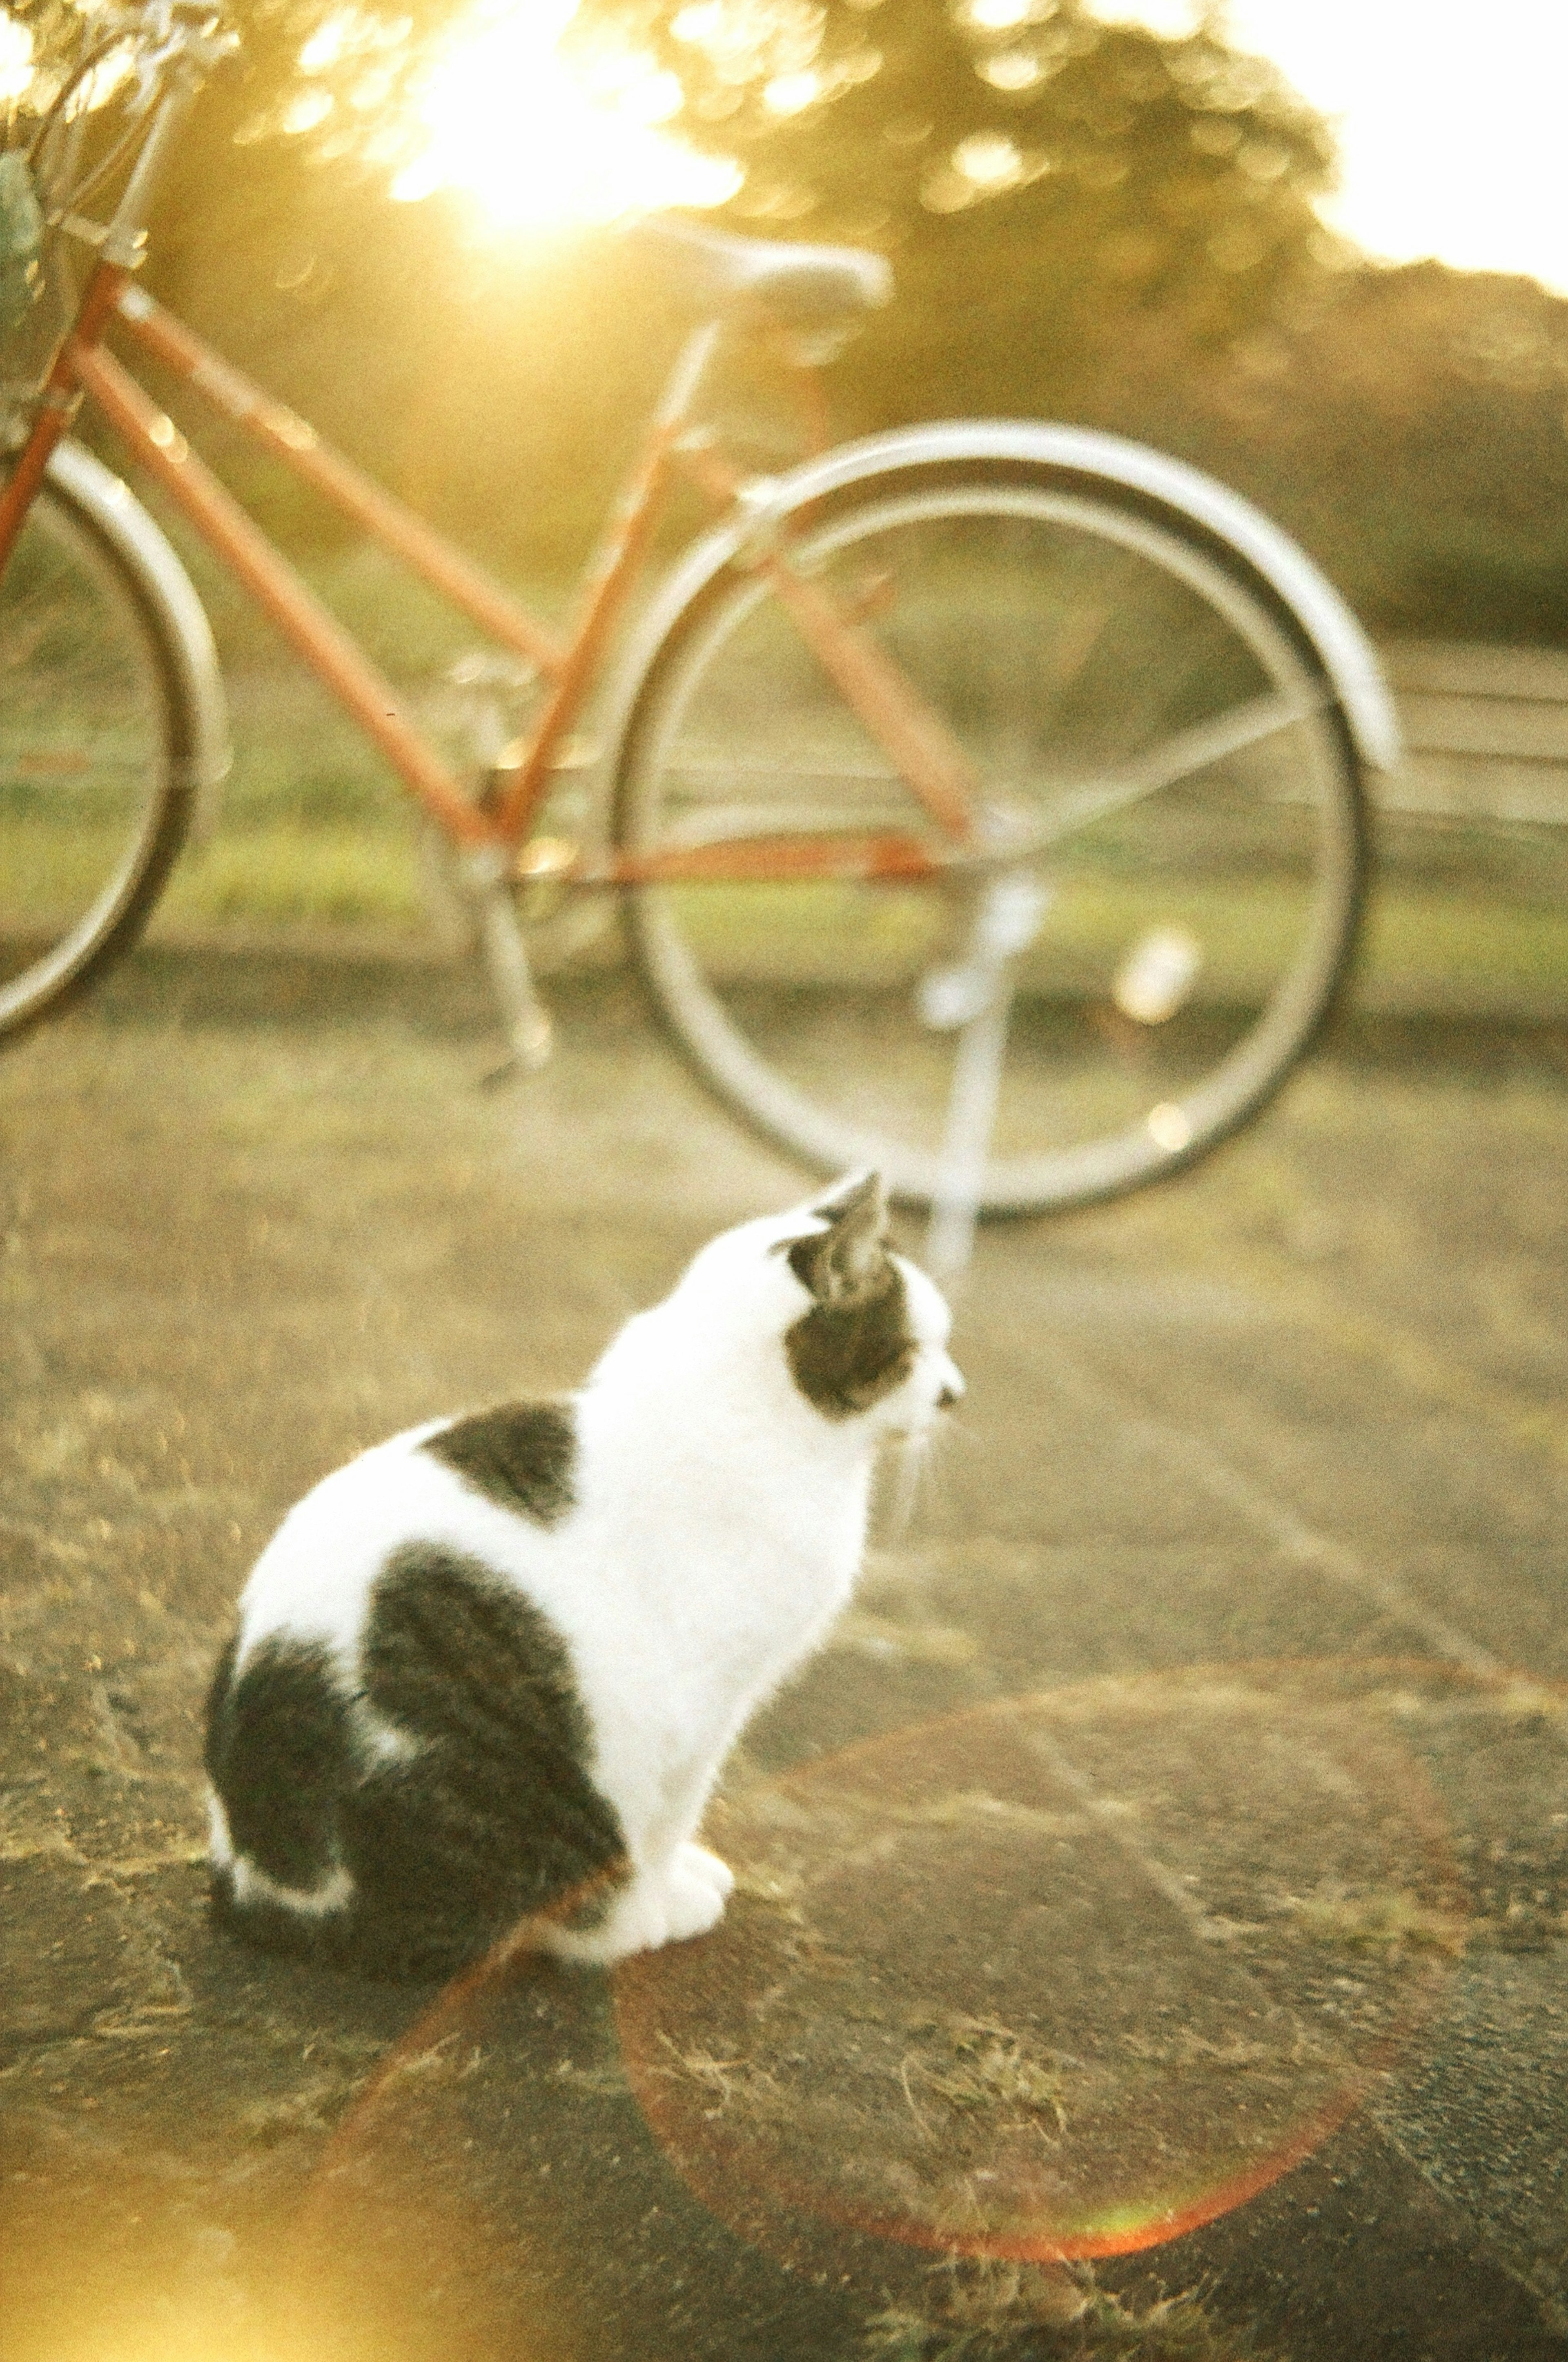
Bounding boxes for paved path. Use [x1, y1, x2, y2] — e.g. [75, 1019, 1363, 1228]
[2, 945, 1566, 2362]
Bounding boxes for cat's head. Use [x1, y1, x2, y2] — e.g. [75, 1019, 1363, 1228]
[686, 1173, 964, 1436]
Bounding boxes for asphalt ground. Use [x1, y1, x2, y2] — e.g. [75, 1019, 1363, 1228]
[2, 940, 1566, 2362]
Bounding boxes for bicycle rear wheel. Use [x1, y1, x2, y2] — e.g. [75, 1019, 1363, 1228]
[1, 469, 198, 1042]
[614, 449, 1373, 1215]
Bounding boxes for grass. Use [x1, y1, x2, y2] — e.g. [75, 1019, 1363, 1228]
[161, 821, 427, 931]
[1285, 1888, 1470, 1956]
[863, 2259, 1278, 2361]
[6, 518, 1565, 1013]
[651, 2032, 786, 2120]
[10, 787, 1567, 1021]
[1361, 884, 1568, 1012]
[901, 2017, 1071, 2138]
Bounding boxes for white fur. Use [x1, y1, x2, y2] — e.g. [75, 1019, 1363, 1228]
[214, 1186, 962, 1966]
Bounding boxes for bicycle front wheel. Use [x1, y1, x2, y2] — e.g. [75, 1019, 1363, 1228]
[615, 450, 1373, 1215]
[1, 470, 198, 1042]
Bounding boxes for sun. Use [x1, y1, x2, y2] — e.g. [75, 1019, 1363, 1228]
[390, 0, 742, 230]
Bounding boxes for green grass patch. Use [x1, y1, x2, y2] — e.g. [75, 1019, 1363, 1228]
[1361, 885, 1568, 1010]
[157, 823, 425, 931]
[13, 808, 1557, 1018]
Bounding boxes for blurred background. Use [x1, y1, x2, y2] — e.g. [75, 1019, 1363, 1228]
[107, 0, 1568, 635]
[8, 0, 1566, 1006]
[83, 0, 1568, 623]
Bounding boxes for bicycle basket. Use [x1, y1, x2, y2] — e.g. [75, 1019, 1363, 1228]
[0, 178, 76, 425]
[0, 152, 42, 334]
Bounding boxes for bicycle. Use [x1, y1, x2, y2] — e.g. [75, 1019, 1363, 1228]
[0, 0, 1399, 1254]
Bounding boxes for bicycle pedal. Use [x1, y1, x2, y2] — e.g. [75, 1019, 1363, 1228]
[509, 1009, 554, 1071]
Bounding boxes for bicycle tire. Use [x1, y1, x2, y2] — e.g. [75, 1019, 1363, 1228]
[0, 452, 221, 1044]
[612, 439, 1376, 1216]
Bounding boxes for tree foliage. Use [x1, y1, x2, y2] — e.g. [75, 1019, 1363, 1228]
[11, 0, 1562, 639]
[653, 4, 1328, 302]
[8, 0, 1339, 424]
[595, 0, 1341, 415]
[136, 0, 1341, 398]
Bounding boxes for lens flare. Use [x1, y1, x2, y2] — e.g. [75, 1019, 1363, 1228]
[391, 0, 741, 228]
[287, 1658, 1563, 2353]
[0, 10, 33, 104]
[615, 1663, 1466, 2263]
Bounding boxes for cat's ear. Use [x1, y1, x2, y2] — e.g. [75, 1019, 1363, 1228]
[775, 1172, 890, 1305]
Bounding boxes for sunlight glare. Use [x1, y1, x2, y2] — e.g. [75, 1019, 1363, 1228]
[299, 11, 357, 74]
[954, 131, 1023, 187]
[391, 0, 741, 228]
[980, 49, 1044, 91]
[1083, 0, 1204, 36]
[1225, 0, 1568, 294]
[0, 9, 32, 103]
[282, 87, 335, 134]
[962, 0, 1037, 30]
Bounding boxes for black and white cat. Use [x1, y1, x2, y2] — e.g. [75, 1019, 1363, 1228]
[203, 1174, 962, 1979]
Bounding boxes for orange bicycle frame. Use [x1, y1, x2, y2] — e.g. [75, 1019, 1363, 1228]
[0, 240, 982, 888]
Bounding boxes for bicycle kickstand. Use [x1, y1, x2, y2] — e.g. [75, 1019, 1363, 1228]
[460, 847, 554, 1075]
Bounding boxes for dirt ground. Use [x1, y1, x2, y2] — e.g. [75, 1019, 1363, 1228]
[2, 938, 1566, 2362]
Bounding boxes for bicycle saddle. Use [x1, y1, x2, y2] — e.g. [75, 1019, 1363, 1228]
[627, 213, 892, 329]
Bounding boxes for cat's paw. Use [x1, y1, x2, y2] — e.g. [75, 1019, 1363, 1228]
[544, 1844, 733, 1964]
[664, 1841, 734, 1940]
[675, 1841, 735, 1902]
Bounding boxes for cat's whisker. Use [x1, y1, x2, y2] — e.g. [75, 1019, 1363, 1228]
[880, 1405, 962, 1540]
[917, 1440, 954, 1532]
[884, 1438, 926, 1538]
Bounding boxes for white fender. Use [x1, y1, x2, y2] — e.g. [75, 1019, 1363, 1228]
[47, 439, 231, 835]
[601, 419, 1399, 796]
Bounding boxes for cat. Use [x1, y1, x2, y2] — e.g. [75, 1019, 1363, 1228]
[203, 1172, 963, 1981]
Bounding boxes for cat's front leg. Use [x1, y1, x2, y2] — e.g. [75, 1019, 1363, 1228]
[543, 1841, 733, 1966]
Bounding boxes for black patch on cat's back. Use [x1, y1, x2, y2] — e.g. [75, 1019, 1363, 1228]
[786, 1261, 916, 1420]
[204, 1629, 355, 1892]
[346, 1543, 627, 1968]
[421, 1399, 576, 1524]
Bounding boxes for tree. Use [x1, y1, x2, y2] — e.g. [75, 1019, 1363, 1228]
[144, 0, 1341, 429]
[606, 0, 1339, 419]
[8, 0, 1341, 563]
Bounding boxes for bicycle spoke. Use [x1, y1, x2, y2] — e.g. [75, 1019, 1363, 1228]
[1031, 684, 1336, 849]
[0, 472, 187, 1037]
[659, 691, 1339, 872]
[620, 468, 1366, 1214]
